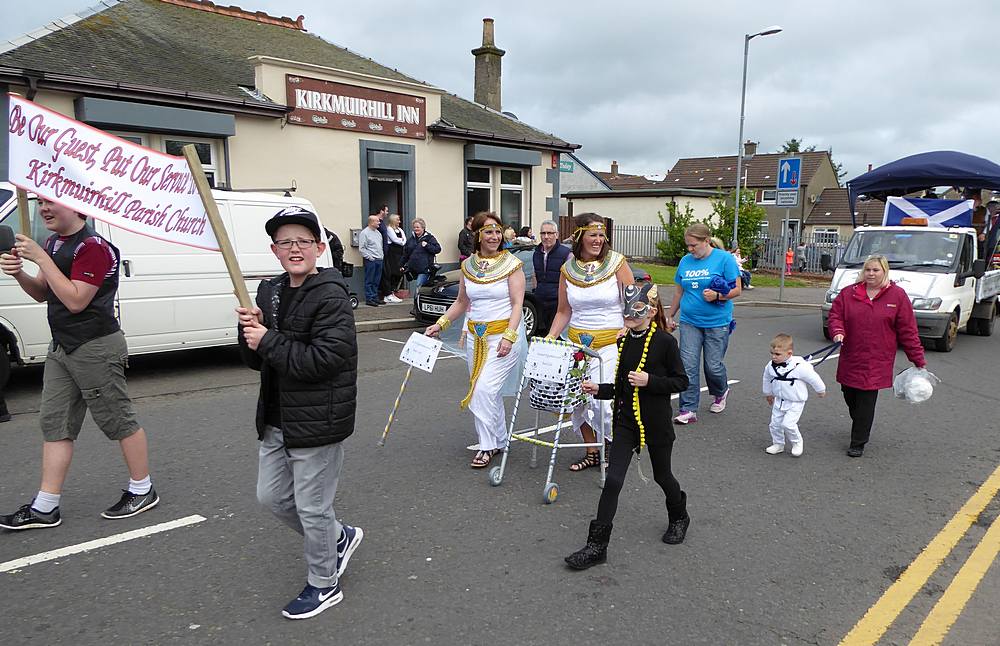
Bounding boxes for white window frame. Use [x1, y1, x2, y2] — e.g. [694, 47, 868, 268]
[465, 165, 529, 229]
[758, 189, 777, 204]
[107, 131, 225, 187]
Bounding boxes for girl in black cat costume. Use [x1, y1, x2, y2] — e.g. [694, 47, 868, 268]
[565, 283, 690, 570]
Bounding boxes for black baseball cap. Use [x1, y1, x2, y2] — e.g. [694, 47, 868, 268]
[265, 206, 322, 240]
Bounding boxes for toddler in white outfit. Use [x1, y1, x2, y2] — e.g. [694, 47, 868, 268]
[762, 334, 826, 457]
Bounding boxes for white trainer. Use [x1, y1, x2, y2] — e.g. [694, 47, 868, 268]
[709, 388, 730, 413]
[765, 443, 785, 455]
[790, 442, 804, 457]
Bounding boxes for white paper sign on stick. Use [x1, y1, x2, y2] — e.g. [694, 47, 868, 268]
[399, 332, 443, 373]
[523, 339, 575, 383]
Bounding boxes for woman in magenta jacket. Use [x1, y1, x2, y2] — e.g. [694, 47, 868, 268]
[827, 255, 926, 457]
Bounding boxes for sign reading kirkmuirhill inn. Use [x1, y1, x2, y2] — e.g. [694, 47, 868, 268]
[286, 75, 425, 140]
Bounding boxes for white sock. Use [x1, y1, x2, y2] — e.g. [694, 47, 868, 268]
[32, 490, 61, 513]
[128, 476, 152, 495]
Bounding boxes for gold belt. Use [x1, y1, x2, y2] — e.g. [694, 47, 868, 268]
[460, 318, 510, 409]
[568, 326, 620, 350]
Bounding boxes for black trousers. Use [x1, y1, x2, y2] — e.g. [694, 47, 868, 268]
[842, 386, 879, 449]
[596, 425, 686, 524]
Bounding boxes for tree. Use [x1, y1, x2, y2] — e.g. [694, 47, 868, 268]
[656, 200, 697, 265]
[710, 188, 766, 255]
[779, 138, 847, 180]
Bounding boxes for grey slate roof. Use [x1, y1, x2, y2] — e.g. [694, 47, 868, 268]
[0, 0, 572, 150]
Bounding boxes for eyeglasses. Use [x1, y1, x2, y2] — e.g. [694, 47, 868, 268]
[274, 238, 317, 250]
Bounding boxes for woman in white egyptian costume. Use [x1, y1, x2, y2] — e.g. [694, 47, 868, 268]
[546, 213, 634, 472]
[425, 212, 526, 469]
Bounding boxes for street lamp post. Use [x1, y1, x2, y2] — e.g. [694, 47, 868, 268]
[732, 25, 782, 251]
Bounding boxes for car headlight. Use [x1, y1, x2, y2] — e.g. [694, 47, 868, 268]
[825, 290, 838, 303]
[911, 297, 942, 311]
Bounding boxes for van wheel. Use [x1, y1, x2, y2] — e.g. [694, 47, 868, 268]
[970, 305, 996, 337]
[822, 323, 831, 340]
[0, 350, 9, 391]
[933, 312, 958, 352]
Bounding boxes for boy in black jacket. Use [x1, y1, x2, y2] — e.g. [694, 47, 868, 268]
[237, 207, 361, 619]
[565, 283, 690, 570]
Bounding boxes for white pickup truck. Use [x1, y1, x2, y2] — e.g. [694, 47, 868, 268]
[821, 224, 1000, 352]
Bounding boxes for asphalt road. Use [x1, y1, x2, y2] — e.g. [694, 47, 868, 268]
[1, 307, 998, 645]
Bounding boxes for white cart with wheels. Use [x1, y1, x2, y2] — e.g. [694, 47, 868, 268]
[488, 337, 606, 503]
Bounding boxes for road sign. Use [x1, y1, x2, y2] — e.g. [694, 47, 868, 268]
[559, 160, 574, 173]
[776, 189, 799, 207]
[777, 156, 802, 190]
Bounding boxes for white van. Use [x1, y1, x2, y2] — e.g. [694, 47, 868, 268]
[0, 183, 348, 388]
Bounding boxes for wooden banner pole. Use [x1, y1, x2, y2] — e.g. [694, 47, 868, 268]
[182, 144, 253, 311]
[16, 188, 30, 236]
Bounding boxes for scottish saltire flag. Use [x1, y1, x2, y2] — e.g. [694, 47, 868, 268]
[883, 197, 973, 228]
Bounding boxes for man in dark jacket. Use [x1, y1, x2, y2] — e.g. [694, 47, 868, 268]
[237, 206, 362, 620]
[532, 219, 570, 333]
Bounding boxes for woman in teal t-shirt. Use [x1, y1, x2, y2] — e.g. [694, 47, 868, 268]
[665, 224, 742, 424]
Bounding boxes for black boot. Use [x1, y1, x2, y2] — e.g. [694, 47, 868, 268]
[663, 491, 689, 545]
[0, 396, 10, 423]
[564, 520, 612, 570]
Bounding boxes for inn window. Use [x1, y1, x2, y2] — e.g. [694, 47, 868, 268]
[164, 138, 219, 187]
[465, 165, 527, 230]
[108, 132, 224, 188]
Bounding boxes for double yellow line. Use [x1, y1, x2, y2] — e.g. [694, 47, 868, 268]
[840, 463, 1000, 645]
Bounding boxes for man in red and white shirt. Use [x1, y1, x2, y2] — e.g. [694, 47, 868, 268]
[0, 198, 159, 530]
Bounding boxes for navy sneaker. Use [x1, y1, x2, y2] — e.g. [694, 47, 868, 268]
[0, 503, 62, 530]
[336, 524, 364, 577]
[101, 489, 159, 519]
[281, 583, 343, 619]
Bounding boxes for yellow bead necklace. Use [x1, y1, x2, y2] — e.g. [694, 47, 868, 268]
[617, 320, 656, 452]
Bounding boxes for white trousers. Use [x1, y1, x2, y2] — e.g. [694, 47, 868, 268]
[769, 399, 805, 446]
[465, 332, 520, 451]
[571, 343, 617, 442]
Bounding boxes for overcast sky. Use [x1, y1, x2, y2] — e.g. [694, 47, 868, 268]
[4, 0, 997, 181]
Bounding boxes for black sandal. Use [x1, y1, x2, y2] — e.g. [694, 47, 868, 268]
[471, 449, 498, 469]
[569, 452, 601, 472]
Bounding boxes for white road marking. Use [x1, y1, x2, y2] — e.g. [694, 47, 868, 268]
[467, 379, 742, 448]
[0, 514, 207, 573]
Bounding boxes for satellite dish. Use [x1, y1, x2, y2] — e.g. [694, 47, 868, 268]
[501, 111, 519, 120]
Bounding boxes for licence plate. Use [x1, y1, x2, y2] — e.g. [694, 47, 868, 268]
[421, 303, 446, 314]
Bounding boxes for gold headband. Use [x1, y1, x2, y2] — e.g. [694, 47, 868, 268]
[573, 222, 607, 242]
[477, 222, 503, 241]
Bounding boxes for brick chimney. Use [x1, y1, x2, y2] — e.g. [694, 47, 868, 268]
[743, 140, 758, 157]
[611, 160, 619, 176]
[472, 18, 505, 111]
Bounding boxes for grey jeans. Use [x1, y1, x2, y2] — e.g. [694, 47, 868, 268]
[257, 426, 344, 588]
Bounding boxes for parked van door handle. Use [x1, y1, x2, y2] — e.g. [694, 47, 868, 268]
[123, 259, 132, 277]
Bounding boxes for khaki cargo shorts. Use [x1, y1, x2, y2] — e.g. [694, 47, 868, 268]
[40, 330, 141, 442]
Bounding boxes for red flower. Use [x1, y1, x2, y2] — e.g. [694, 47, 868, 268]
[573, 351, 585, 362]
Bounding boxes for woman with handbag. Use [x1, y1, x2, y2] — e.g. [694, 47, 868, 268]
[425, 212, 526, 468]
[382, 214, 407, 303]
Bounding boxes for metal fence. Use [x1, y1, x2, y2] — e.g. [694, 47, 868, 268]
[749, 233, 847, 274]
[612, 224, 671, 259]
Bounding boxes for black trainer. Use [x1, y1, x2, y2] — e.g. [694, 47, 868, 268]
[101, 489, 159, 519]
[0, 503, 62, 530]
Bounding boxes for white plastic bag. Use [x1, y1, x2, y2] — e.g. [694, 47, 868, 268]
[893, 367, 940, 403]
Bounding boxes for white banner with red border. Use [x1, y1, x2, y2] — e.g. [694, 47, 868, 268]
[6, 93, 220, 251]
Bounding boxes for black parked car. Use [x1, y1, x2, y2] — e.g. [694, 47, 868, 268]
[414, 245, 651, 337]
